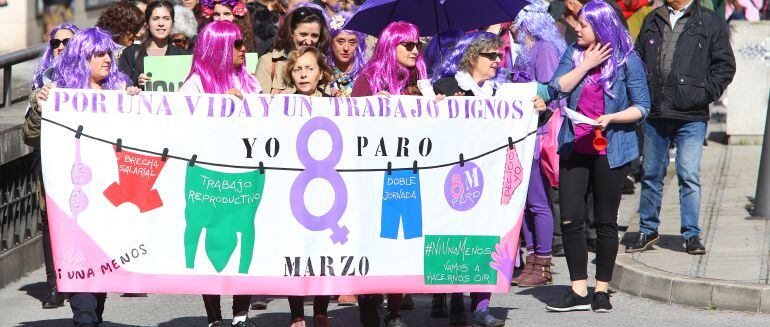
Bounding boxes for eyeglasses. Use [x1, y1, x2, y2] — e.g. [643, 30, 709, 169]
[478, 52, 504, 61]
[294, 6, 323, 19]
[171, 37, 187, 47]
[399, 41, 422, 52]
[49, 38, 70, 48]
[233, 39, 245, 50]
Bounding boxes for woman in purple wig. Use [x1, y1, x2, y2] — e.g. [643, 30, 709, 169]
[325, 10, 367, 97]
[351, 21, 426, 98]
[508, 1, 567, 288]
[179, 20, 260, 327]
[350, 21, 426, 327]
[32, 23, 80, 90]
[180, 20, 260, 96]
[32, 26, 141, 326]
[24, 22, 79, 310]
[544, 0, 650, 313]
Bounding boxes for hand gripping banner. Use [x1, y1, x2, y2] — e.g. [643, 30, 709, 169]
[40, 84, 538, 295]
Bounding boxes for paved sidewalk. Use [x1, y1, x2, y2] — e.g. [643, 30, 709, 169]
[612, 105, 770, 312]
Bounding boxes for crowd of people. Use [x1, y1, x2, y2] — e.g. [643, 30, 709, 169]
[23, 0, 737, 326]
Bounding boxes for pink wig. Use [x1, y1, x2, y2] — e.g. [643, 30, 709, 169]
[359, 21, 426, 95]
[185, 20, 260, 94]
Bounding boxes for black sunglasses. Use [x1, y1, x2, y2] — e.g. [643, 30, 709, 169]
[49, 38, 70, 48]
[478, 52, 504, 61]
[399, 41, 422, 52]
[233, 39, 245, 50]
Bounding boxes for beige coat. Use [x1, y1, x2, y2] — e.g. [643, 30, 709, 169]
[255, 49, 295, 94]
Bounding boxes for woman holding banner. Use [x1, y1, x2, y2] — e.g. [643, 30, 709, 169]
[32, 27, 141, 326]
[119, 1, 189, 89]
[255, 5, 330, 94]
[544, 0, 649, 313]
[431, 31, 547, 327]
[25, 22, 80, 310]
[179, 21, 260, 327]
[281, 46, 333, 327]
[349, 20, 426, 327]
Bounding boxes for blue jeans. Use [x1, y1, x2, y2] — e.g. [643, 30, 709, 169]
[639, 119, 707, 239]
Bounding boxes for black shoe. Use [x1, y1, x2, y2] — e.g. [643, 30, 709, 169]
[208, 321, 224, 327]
[430, 294, 448, 318]
[545, 289, 591, 312]
[400, 294, 414, 310]
[625, 232, 659, 253]
[685, 236, 706, 255]
[250, 299, 267, 310]
[42, 286, 64, 309]
[591, 291, 613, 313]
[232, 319, 258, 327]
[384, 313, 408, 327]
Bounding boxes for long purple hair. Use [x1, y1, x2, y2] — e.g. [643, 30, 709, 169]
[513, 2, 566, 72]
[186, 21, 260, 94]
[430, 31, 497, 82]
[32, 23, 80, 90]
[327, 11, 367, 78]
[573, 0, 634, 96]
[54, 27, 130, 90]
[358, 21, 426, 95]
[424, 30, 463, 77]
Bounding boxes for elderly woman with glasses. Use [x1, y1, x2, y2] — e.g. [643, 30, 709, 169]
[430, 31, 547, 327]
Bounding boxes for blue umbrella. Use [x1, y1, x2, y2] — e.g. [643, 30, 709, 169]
[344, 0, 530, 36]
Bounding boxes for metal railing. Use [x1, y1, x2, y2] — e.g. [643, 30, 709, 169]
[1, 43, 46, 108]
[0, 153, 40, 254]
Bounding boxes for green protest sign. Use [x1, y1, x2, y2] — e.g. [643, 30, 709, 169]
[143, 53, 259, 92]
[423, 235, 499, 285]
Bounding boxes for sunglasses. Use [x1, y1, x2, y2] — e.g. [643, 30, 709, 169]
[399, 41, 422, 52]
[171, 37, 187, 47]
[49, 38, 70, 48]
[478, 52, 504, 61]
[233, 39, 245, 50]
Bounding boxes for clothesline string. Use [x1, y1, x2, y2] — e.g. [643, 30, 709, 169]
[41, 116, 537, 172]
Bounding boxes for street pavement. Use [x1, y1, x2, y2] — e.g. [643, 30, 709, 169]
[2, 253, 769, 327]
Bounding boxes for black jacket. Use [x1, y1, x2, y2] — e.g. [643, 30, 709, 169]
[635, 1, 735, 121]
[118, 43, 189, 88]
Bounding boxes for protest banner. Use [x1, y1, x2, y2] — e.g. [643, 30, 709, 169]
[143, 53, 259, 92]
[40, 84, 538, 295]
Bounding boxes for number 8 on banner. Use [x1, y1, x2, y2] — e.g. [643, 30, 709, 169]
[290, 117, 350, 244]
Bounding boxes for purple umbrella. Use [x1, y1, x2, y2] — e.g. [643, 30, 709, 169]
[344, 0, 531, 36]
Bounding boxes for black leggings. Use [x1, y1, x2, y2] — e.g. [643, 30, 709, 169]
[559, 153, 627, 282]
[288, 296, 330, 320]
[202, 294, 251, 323]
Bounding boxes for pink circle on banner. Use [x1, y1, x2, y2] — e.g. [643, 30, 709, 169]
[444, 162, 484, 211]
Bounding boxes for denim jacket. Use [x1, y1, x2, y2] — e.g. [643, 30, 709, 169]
[548, 45, 651, 169]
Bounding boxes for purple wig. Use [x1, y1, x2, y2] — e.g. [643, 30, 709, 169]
[424, 30, 463, 77]
[54, 27, 130, 90]
[186, 20, 260, 94]
[358, 21, 427, 95]
[32, 23, 80, 90]
[573, 0, 634, 96]
[327, 11, 367, 78]
[513, 2, 566, 72]
[430, 31, 499, 82]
